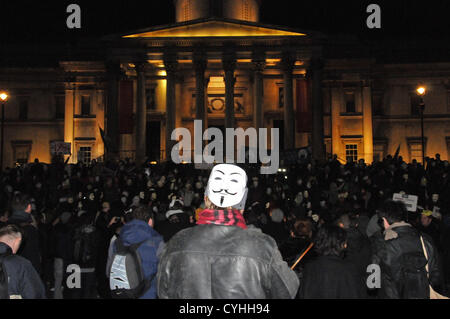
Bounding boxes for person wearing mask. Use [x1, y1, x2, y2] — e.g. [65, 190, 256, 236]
[157, 164, 299, 299]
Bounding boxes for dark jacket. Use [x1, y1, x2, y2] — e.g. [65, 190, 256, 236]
[299, 255, 366, 299]
[155, 212, 192, 243]
[0, 243, 46, 299]
[157, 224, 300, 299]
[371, 223, 444, 299]
[50, 223, 74, 262]
[7, 210, 41, 274]
[110, 219, 164, 299]
[263, 221, 289, 247]
[345, 227, 372, 279]
[278, 236, 313, 266]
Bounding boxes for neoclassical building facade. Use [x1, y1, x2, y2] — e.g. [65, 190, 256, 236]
[0, 0, 450, 168]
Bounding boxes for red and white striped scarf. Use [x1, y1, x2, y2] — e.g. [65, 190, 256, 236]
[196, 209, 247, 230]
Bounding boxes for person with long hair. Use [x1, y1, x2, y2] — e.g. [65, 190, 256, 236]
[298, 224, 365, 299]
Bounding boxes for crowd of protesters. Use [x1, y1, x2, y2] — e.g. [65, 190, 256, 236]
[0, 152, 449, 299]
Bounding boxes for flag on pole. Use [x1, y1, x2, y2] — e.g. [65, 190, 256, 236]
[99, 126, 114, 151]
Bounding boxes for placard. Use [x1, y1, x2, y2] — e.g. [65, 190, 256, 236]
[50, 141, 71, 155]
[393, 193, 418, 212]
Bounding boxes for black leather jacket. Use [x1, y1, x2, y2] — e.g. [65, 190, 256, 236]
[371, 224, 444, 299]
[157, 224, 300, 299]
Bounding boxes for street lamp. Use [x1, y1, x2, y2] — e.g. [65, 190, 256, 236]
[0, 91, 9, 171]
[416, 86, 426, 166]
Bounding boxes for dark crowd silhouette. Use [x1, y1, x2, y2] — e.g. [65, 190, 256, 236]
[0, 152, 449, 299]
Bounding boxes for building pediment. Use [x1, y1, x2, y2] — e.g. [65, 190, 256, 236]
[121, 18, 307, 39]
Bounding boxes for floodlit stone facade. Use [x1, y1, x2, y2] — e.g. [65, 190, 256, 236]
[0, 0, 449, 168]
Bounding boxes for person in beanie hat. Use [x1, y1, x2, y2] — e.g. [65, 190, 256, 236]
[157, 164, 299, 299]
[155, 198, 190, 242]
[263, 207, 289, 246]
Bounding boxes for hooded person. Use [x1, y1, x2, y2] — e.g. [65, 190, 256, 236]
[247, 176, 264, 204]
[263, 207, 289, 246]
[108, 205, 164, 299]
[157, 164, 299, 299]
[154, 198, 190, 242]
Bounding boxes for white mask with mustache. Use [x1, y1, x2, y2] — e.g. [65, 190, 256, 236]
[205, 164, 248, 209]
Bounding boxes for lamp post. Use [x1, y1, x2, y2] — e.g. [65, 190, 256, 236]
[0, 91, 9, 171]
[416, 86, 426, 166]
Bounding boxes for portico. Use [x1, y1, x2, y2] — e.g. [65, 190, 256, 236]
[103, 16, 325, 163]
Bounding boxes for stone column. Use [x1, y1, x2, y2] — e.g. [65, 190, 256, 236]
[252, 51, 265, 130]
[64, 80, 75, 163]
[282, 53, 295, 150]
[106, 62, 121, 160]
[331, 87, 342, 159]
[204, 77, 210, 129]
[222, 51, 236, 163]
[310, 57, 325, 160]
[135, 62, 147, 165]
[164, 54, 178, 160]
[223, 52, 236, 131]
[194, 52, 207, 124]
[362, 85, 374, 164]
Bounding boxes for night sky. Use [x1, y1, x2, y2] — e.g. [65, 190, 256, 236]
[1, 0, 449, 45]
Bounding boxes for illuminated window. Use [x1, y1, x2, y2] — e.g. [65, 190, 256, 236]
[78, 147, 91, 165]
[345, 144, 358, 163]
[410, 143, 422, 163]
[11, 140, 32, 164]
[407, 137, 426, 164]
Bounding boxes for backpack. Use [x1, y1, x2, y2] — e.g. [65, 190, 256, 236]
[0, 253, 11, 299]
[109, 237, 155, 299]
[73, 225, 97, 267]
